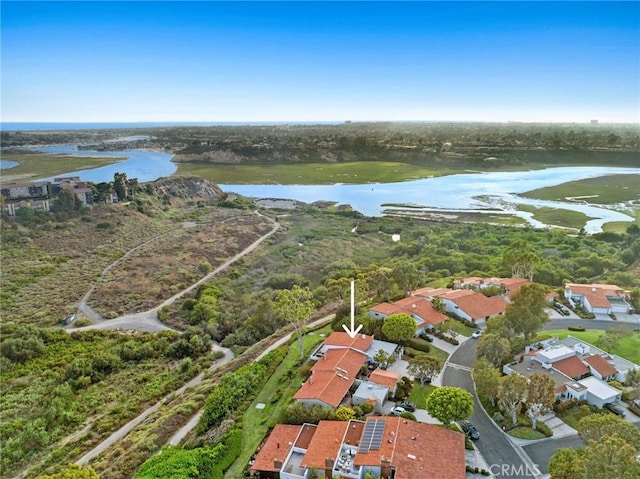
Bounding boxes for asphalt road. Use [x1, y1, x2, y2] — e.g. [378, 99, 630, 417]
[523, 436, 584, 475]
[446, 341, 540, 479]
[443, 316, 640, 478]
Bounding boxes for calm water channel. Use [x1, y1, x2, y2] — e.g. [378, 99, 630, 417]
[25, 145, 640, 233]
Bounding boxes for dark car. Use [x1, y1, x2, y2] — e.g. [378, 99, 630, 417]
[397, 401, 416, 412]
[605, 403, 626, 417]
[419, 333, 434, 343]
[460, 421, 480, 440]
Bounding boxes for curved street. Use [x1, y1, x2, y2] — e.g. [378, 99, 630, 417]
[442, 316, 640, 478]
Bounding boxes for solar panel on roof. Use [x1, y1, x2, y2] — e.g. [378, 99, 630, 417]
[358, 419, 386, 453]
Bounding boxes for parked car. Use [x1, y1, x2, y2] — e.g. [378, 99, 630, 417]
[471, 330, 482, 339]
[419, 333, 434, 342]
[460, 421, 480, 440]
[61, 313, 76, 325]
[397, 401, 416, 412]
[605, 402, 626, 417]
[553, 302, 571, 316]
[390, 406, 405, 416]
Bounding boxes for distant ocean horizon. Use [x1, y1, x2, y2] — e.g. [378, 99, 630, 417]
[1, 121, 347, 131]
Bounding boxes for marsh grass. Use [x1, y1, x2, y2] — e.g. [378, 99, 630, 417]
[0, 152, 124, 181]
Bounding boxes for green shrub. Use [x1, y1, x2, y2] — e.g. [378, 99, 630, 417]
[407, 338, 431, 353]
[536, 422, 553, 437]
[568, 326, 586, 332]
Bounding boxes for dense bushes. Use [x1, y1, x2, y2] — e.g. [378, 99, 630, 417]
[198, 348, 286, 433]
[568, 326, 586, 332]
[553, 398, 579, 414]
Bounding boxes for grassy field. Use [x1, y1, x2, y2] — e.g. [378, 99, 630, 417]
[516, 204, 595, 230]
[224, 326, 331, 478]
[0, 151, 125, 182]
[521, 174, 640, 204]
[176, 160, 461, 185]
[543, 329, 640, 364]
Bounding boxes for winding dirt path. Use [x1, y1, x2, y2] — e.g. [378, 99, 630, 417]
[68, 211, 280, 466]
[72, 211, 279, 333]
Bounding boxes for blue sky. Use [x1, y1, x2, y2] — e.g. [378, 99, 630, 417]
[1, 1, 639, 123]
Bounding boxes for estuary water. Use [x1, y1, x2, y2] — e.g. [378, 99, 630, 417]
[32, 144, 177, 183]
[18, 144, 640, 233]
[219, 167, 640, 233]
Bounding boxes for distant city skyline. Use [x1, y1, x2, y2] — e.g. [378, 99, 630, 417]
[2, 1, 639, 124]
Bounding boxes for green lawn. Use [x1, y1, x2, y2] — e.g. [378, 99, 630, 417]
[224, 325, 332, 478]
[442, 319, 477, 337]
[423, 342, 450, 364]
[543, 329, 640, 364]
[408, 383, 438, 410]
[508, 427, 545, 440]
[558, 404, 601, 429]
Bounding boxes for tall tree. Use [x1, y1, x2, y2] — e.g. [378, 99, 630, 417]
[407, 354, 442, 388]
[381, 313, 416, 345]
[274, 285, 315, 357]
[576, 414, 640, 450]
[113, 172, 128, 201]
[472, 358, 502, 407]
[425, 386, 473, 425]
[392, 260, 421, 297]
[476, 333, 512, 368]
[502, 239, 539, 281]
[52, 189, 81, 213]
[548, 448, 586, 479]
[583, 434, 640, 479]
[367, 265, 394, 302]
[526, 373, 556, 429]
[498, 373, 528, 426]
[504, 283, 549, 342]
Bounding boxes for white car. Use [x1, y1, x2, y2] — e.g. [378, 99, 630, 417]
[471, 330, 482, 339]
[390, 406, 405, 416]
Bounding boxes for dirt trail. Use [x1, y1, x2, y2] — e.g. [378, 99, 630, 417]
[72, 211, 279, 333]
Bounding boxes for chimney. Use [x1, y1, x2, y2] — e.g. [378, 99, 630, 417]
[380, 458, 392, 479]
[325, 457, 334, 478]
[274, 459, 283, 470]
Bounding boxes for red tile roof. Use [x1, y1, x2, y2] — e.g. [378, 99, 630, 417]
[323, 331, 374, 352]
[294, 370, 354, 408]
[394, 297, 448, 327]
[369, 302, 403, 315]
[584, 355, 618, 377]
[250, 424, 302, 472]
[354, 417, 466, 479]
[499, 278, 532, 297]
[566, 283, 627, 309]
[438, 289, 508, 320]
[313, 348, 368, 378]
[296, 348, 367, 408]
[368, 369, 401, 390]
[370, 297, 447, 328]
[552, 356, 590, 379]
[301, 421, 349, 469]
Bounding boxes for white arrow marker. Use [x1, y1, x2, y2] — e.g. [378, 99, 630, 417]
[342, 280, 363, 338]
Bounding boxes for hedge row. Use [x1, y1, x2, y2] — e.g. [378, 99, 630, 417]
[198, 347, 287, 433]
[407, 338, 430, 353]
